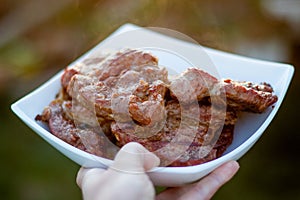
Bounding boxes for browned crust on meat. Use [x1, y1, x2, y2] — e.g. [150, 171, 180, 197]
[128, 80, 167, 125]
[36, 49, 278, 167]
[35, 99, 108, 157]
[61, 68, 79, 91]
[35, 99, 86, 151]
[170, 67, 278, 113]
[170, 68, 219, 103]
[168, 125, 234, 167]
[111, 99, 237, 166]
[222, 79, 278, 113]
[97, 49, 159, 81]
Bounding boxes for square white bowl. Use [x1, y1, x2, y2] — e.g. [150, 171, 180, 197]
[11, 24, 294, 186]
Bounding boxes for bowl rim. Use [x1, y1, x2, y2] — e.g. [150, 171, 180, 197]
[11, 23, 295, 175]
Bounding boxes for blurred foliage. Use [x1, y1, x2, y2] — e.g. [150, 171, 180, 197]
[0, 40, 42, 78]
[1, 0, 300, 199]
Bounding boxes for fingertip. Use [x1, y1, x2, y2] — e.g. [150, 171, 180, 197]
[144, 151, 160, 171]
[222, 160, 240, 175]
[76, 167, 105, 188]
[210, 160, 240, 186]
[112, 142, 160, 172]
[173, 161, 240, 200]
[76, 167, 87, 188]
[120, 142, 145, 152]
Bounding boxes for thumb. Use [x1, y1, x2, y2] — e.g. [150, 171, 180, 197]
[110, 142, 160, 173]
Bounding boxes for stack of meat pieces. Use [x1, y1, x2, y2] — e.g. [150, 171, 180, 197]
[36, 49, 278, 167]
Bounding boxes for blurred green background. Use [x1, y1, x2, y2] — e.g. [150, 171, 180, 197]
[1, 0, 299, 199]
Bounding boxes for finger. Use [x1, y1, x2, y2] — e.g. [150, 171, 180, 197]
[76, 167, 106, 189]
[179, 160, 240, 200]
[111, 142, 160, 173]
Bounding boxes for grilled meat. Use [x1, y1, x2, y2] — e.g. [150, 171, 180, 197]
[36, 49, 278, 167]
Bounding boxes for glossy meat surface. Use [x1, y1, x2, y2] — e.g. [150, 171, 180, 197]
[36, 49, 278, 166]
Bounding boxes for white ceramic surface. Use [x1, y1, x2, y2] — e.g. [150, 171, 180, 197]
[11, 24, 294, 186]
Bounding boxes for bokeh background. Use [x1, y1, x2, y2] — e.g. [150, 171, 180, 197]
[1, 0, 299, 199]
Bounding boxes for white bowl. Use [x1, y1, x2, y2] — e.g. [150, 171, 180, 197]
[11, 23, 294, 186]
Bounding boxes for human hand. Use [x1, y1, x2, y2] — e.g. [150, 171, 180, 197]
[76, 142, 239, 200]
[156, 160, 239, 200]
[76, 142, 160, 200]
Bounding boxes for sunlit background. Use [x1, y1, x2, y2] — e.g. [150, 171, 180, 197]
[1, 0, 299, 199]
